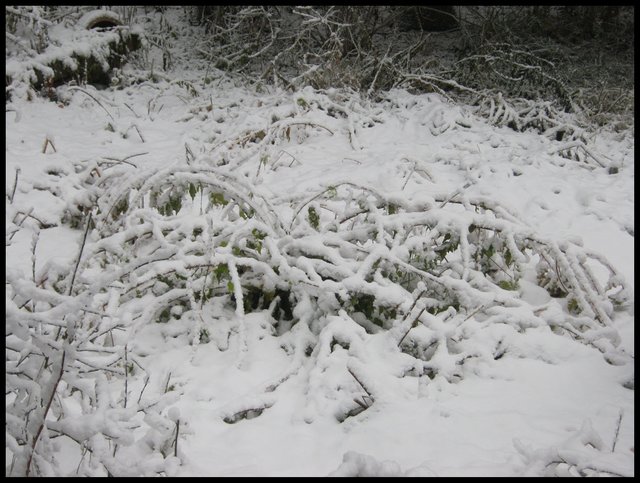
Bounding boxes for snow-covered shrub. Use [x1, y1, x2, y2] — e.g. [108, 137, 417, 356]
[514, 419, 632, 477]
[5, 6, 52, 56]
[31, 150, 626, 428]
[5, 6, 142, 101]
[5, 268, 182, 476]
[456, 7, 634, 127]
[454, 43, 575, 112]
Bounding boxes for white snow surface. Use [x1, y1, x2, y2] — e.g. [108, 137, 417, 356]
[5, 7, 634, 478]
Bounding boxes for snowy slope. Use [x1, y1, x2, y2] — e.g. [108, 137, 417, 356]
[6, 7, 634, 477]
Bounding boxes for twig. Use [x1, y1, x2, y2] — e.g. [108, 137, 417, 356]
[401, 164, 415, 190]
[398, 305, 427, 347]
[284, 121, 334, 136]
[164, 372, 172, 393]
[10, 167, 21, 203]
[68, 211, 93, 296]
[42, 136, 56, 154]
[353, 397, 368, 410]
[124, 102, 140, 118]
[464, 304, 485, 321]
[124, 345, 129, 408]
[25, 350, 66, 477]
[289, 182, 381, 231]
[132, 124, 145, 143]
[67, 86, 115, 121]
[21, 212, 56, 229]
[7, 207, 34, 243]
[137, 374, 150, 404]
[439, 190, 461, 208]
[347, 367, 373, 406]
[31, 229, 39, 310]
[612, 409, 623, 452]
[398, 290, 426, 347]
[174, 420, 180, 457]
[185, 143, 195, 163]
[100, 157, 138, 168]
[123, 152, 148, 162]
[553, 258, 571, 295]
[488, 256, 514, 280]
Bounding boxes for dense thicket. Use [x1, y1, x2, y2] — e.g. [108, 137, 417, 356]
[6, 6, 634, 124]
[182, 6, 634, 124]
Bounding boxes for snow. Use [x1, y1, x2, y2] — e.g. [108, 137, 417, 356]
[5, 6, 634, 478]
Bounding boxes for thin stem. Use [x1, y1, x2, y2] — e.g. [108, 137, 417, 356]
[397, 306, 427, 347]
[124, 345, 129, 408]
[68, 211, 93, 296]
[10, 167, 20, 203]
[174, 420, 180, 457]
[67, 86, 115, 121]
[137, 374, 150, 404]
[612, 409, 623, 452]
[347, 367, 373, 406]
[25, 350, 66, 477]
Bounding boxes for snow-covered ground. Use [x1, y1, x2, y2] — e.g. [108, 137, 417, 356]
[6, 8, 634, 477]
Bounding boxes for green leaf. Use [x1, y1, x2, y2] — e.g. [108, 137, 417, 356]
[112, 197, 129, 220]
[199, 328, 210, 343]
[157, 308, 171, 323]
[483, 244, 495, 259]
[170, 195, 182, 214]
[352, 293, 375, 319]
[252, 228, 266, 240]
[239, 207, 251, 219]
[567, 298, 581, 314]
[189, 183, 197, 200]
[308, 206, 320, 230]
[249, 230, 265, 254]
[498, 280, 517, 291]
[215, 263, 229, 281]
[210, 192, 228, 207]
[227, 281, 235, 293]
[504, 249, 513, 267]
